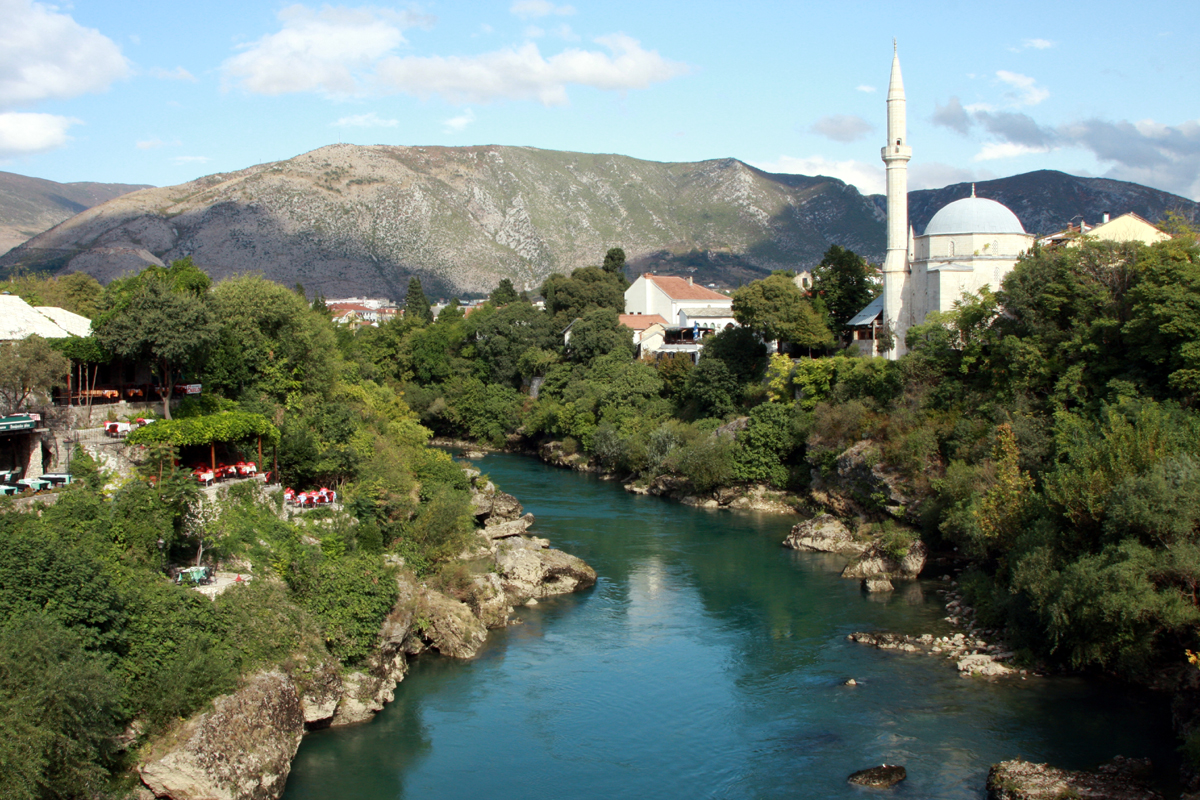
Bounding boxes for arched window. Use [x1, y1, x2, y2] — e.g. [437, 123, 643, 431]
[948, 240, 955, 256]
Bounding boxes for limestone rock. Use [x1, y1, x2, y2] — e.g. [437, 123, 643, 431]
[842, 539, 926, 580]
[957, 653, 1015, 678]
[329, 670, 395, 727]
[495, 538, 597, 602]
[489, 491, 523, 522]
[784, 514, 864, 554]
[412, 587, 488, 659]
[296, 662, 342, 726]
[863, 576, 895, 593]
[987, 757, 1160, 800]
[848, 765, 907, 788]
[481, 517, 533, 540]
[468, 572, 514, 629]
[139, 671, 303, 800]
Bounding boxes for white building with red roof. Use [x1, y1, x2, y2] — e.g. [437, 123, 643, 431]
[624, 274, 733, 326]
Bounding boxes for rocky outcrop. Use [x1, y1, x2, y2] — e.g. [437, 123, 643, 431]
[809, 439, 910, 519]
[495, 537, 597, 601]
[784, 514, 866, 554]
[848, 765, 907, 788]
[987, 757, 1161, 800]
[847, 631, 1018, 678]
[295, 661, 342, 726]
[410, 587, 489, 659]
[841, 539, 926, 580]
[139, 671, 304, 800]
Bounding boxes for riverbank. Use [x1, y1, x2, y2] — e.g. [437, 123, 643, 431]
[135, 467, 596, 800]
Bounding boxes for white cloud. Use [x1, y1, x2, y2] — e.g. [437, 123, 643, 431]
[855, 85, 876, 93]
[0, 112, 78, 157]
[221, 5, 430, 96]
[375, 34, 690, 105]
[0, 0, 130, 108]
[552, 24, 580, 41]
[443, 108, 476, 132]
[973, 141, 1050, 161]
[996, 70, 1049, 106]
[136, 138, 164, 149]
[524, 25, 545, 39]
[1022, 38, 1054, 50]
[754, 155, 883, 195]
[910, 162, 993, 191]
[333, 111, 398, 127]
[810, 114, 872, 143]
[150, 66, 197, 82]
[510, 1, 575, 19]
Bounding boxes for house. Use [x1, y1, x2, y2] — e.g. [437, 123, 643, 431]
[1038, 212, 1171, 248]
[624, 274, 734, 326]
[0, 294, 92, 341]
[617, 314, 669, 347]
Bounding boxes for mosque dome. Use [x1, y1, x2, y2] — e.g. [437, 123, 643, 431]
[923, 195, 1026, 236]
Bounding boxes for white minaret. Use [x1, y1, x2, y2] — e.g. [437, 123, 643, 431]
[880, 41, 912, 358]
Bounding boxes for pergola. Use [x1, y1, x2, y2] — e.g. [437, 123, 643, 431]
[125, 411, 280, 474]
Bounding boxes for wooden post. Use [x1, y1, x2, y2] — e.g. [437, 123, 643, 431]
[210, 443, 216, 472]
[257, 436, 262, 468]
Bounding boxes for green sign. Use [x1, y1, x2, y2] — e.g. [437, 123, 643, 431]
[0, 416, 36, 433]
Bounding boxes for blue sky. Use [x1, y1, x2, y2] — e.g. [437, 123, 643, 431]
[2, 0, 1198, 200]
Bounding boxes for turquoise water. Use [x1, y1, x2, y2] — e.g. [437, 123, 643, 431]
[282, 453, 1178, 799]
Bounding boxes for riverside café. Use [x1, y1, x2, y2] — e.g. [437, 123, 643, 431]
[0, 414, 42, 489]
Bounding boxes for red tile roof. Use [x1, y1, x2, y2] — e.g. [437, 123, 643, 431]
[645, 275, 730, 301]
[618, 314, 669, 330]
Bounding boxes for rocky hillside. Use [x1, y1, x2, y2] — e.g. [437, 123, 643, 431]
[3, 148, 1195, 298]
[883, 169, 1199, 237]
[0, 144, 883, 298]
[0, 171, 150, 257]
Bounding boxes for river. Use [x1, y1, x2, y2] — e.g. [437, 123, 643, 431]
[282, 453, 1179, 799]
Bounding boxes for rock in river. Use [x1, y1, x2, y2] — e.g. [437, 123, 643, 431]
[783, 513, 866, 554]
[139, 671, 304, 800]
[987, 756, 1161, 800]
[848, 764, 907, 788]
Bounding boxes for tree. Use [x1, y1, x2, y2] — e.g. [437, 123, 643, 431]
[540, 266, 627, 330]
[732, 273, 833, 354]
[602, 247, 627, 279]
[811, 245, 878, 332]
[95, 280, 218, 419]
[565, 308, 636, 365]
[405, 277, 433, 325]
[0, 335, 70, 413]
[489, 279, 521, 306]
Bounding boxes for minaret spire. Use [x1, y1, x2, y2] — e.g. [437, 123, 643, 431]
[880, 42, 912, 358]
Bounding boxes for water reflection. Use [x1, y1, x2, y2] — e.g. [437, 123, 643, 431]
[282, 454, 1178, 800]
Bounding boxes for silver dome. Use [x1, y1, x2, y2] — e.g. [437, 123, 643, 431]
[924, 196, 1025, 236]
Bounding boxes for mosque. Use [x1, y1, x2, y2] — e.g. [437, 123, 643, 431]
[848, 45, 1034, 358]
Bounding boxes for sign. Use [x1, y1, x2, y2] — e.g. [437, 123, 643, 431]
[0, 415, 37, 433]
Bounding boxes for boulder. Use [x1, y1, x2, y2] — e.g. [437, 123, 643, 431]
[468, 572, 514, 629]
[489, 491, 523, 522]
[842, 539, 926, 580]
[987, 757, 1160, 800]
[139, 671, 303, 800]
[784, 514, 864, 554]
[412, 587, 488, 659]
[848, 765, 907, 788]
[328, 667, 405, 727]
[495, 539, 598, 602]
[808, 439, 910, 518]
[957, 653, 1015, 678]
[863, 576, 895, 593]
[296, 661, 342, 726]
[481, 517, 533, 540]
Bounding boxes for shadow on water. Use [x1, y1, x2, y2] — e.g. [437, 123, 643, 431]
[282, 453, 1181, 800]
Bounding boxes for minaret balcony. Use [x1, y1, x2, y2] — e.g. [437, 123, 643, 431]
[881, 144, 912, 160]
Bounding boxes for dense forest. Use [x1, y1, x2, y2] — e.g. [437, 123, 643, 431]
[2, 228, 1200, 797]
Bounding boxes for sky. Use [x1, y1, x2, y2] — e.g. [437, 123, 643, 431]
[2, 0, 1199, 201]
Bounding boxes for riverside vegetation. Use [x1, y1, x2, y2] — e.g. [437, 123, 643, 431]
[0, 261, 596, 800]
[347, 236, 1200, 777]
[5, 229, 1200, 797]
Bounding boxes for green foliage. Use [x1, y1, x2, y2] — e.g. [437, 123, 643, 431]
[489, 278, 521, 305]
[465, 301, 557, 386]
[540, 265, 627, 330]
[565, 307, 636, 365]
[126, 410, 280, 448]
[288, 553, 399, 663]
[0, 334, 71, 413]
[699, 325, 768, 384]
[732, 272, 833, 352]
[404, 277, 433, 325]
[732, 402, 797, 487]
[811, 245, 878, 332]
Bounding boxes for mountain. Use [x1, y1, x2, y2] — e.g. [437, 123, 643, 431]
[0, 171, 151, 257]
[0, 144, 883, 298]
[1, 146, 1195, 298]
[881, 169, 1198, 238]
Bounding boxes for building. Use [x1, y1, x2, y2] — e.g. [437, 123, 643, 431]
[617, 314, 670, 349]
[852, 47, 1035, 358]
[624, 274, 733, 326]
[1039, 212, 1170, 248]
[0, 294, 92, 341]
